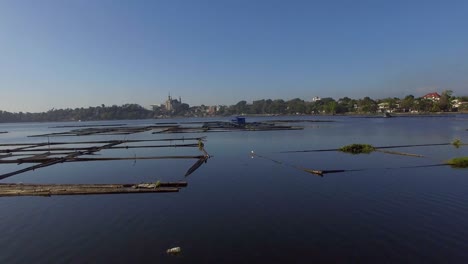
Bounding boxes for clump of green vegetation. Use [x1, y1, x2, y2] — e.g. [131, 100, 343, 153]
[446, 157, 468, 168]
[339, 144, 375, 154]
[452, 138, 462, 149]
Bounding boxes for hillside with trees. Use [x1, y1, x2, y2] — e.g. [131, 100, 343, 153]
[0, 104, 153, 123]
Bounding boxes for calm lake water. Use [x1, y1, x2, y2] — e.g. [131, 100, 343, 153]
[0, 115, 467, 263]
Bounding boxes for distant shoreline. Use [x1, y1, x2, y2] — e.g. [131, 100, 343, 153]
[230, 111, 467, 118]
[0, 112, 467, 125]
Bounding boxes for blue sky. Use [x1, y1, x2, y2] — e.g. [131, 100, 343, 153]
[1, 0, 467, 112]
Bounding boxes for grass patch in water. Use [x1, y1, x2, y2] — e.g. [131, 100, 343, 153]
[339, 144, 375, 154]
[446, 157, 468, 168]
[452, 138, 462, 148]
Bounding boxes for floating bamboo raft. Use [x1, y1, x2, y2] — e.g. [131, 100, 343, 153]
[30, 119, 308, 137]
[0, 182, 188, 197]
[153, 121, 303, 134]
[166, 119, 333, 125]
[264, 119, 334, 123]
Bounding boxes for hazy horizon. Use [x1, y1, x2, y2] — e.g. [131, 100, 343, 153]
[1, 0, 467, 112]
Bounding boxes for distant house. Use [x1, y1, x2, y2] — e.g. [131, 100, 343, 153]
[378, 102, 400, 113]
[207, 106, 217, 115]
[452, 99, 468, 110]
[422, 92, 441, 101]
[312, 96, 321, 102]
[378, 102, 389, 112]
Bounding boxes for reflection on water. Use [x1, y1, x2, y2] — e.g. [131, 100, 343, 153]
[0, 115, 467, 263]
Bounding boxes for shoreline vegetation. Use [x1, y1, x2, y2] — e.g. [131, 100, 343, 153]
[1, 92, 468, 123]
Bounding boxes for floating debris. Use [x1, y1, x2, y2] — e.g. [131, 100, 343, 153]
[446, 157, 468, 168]
[302, 169, 324, 176]
[166, 247, 181, 255]
[0, 131, 7, 134]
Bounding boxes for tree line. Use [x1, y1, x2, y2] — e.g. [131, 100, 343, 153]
[0, 104, 153, 123]
[217, 91, 467, 115]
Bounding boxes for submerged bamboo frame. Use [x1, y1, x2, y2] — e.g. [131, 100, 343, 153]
[0, 136, 210, 180]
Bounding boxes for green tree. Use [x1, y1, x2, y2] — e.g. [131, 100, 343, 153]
[324, 101, 337, 114]
[400, 95, 415, 112]
[438, 90, 453, 111]
[358, 97, 378, 113]
[251, 99, 266, 114]
[414, 98, 433, 112]
[270, 99, 287, 114]
[287, 98, 306, 114]
[234, 100, 248, 114]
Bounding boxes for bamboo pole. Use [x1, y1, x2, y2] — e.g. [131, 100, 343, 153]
[185, 156, 208, 177]
[0, 137, 206, 147]
[0, 143, 199, 153]
[18, 152, 51, 162]
[0, 152, 84, 180]
[0, 153, 13, 159]
[280, 143, 454, 153]
[28, 125, 178, 137]
[0, 155, 206, 164]
[0, 182, 187, 188]
[375, 149, 425, 157]
[49, 124, 127, 128]
[3, 143, 49, 153]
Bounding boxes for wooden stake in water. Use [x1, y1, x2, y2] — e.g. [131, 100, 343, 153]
[250, 151, 324, 177]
